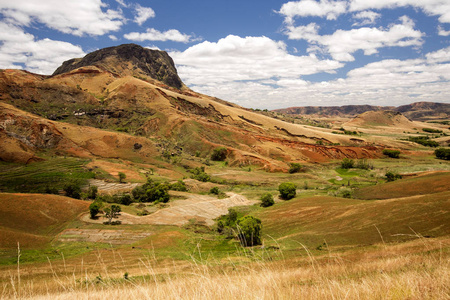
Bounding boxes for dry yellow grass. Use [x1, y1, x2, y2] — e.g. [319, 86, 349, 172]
[2, 237, 449, 299]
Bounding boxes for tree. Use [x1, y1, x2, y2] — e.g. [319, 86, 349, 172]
[278, 182, 297, 200]
[63, 182, 81, 199]
[385, 171, 402, 182]
[236, 216, 262, 247]
[132, 179, 170, 203]
[288, 163, 302, 174]
[89, 201, 102, 219]
[118, 172, 126, 183]
[260, 193, 274, 207]
[435, 148, 450, 160]
[87, 186, 98, 199]
[104, 205, 121, 224]
[119, 194, 133, 205]
[211, 147, 227, 161]
[340, 158, 354, 169]
[383, 149, 400, 158]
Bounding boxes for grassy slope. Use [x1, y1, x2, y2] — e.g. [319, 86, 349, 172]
[256, 190, 450, 250]
[0, 193, 88, 248]
[353, 171, 450, 200]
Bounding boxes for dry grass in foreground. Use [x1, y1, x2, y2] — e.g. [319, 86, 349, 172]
[2, 237, 449, 299]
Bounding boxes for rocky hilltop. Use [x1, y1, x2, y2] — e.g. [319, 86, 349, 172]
[53, 44, 183, 89]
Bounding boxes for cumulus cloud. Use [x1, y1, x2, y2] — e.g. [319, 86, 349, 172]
[134, 4, 155, 25]
[349, 0, 450, 23]
[278, 0, 347, 24]
[352, 10, 381, 26]
[170, 35, 343, 87]
[179, 46, 449, 109]
[285, 16, 423, 61]
[438, 25, 450, 36]
[124, 28, 193, 43]
[0, 0, 124, 36]
[0, 22, 85, 74]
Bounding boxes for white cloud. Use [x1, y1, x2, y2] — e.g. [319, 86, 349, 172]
[134, 4, 155, 25]
[438, 25, 450, 36]
[115, 0, 128, 7]
[183, 47, 450, 109]
[170, 35, 343, 87]
[124, 28, 193, 43]
[109, 35, 119, 41]
[349, 0, 450, 23]
[352, 10, 381, 26]
[0, 22, 85, 75]
[279, 0, 347, 24]
[0, 0, 124, 36]
[285, 16, 423, 61]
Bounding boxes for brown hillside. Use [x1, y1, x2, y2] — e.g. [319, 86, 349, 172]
[0, 193, 88, 248]
[344, 110, 415, 128]
[0, 44, 383, 170]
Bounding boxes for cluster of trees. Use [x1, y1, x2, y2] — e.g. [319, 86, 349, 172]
[435, 148, 450, 160]
[217, 209, 262, 247]
[383, 149, 400, 158]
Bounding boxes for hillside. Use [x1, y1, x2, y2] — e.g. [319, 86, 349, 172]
[0, 44, 382, 171]
[274, 102, 450, 121]
[344, 110, 415, 128]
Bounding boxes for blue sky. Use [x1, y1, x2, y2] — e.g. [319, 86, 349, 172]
[0, 0, 449, 109]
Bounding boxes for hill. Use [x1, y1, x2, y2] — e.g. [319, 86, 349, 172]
[0, 44, 382, 171]
[344, 110, 415, 128]
[0, 193, 88, 248]
[274, 102, 450, 121]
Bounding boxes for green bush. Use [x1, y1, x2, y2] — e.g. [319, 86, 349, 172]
[260, 193, 274, 207]
[408, 136, 439, 147]
[119, 194, 133, 205]
[63, 182, 81, 199]
[89, 201, 102, 219]
[236, 216, 262, 247]
[211, 147, 228, 161]
[288, 163, 303, 174]
[340, 158, 354, 169]
[385, 171, 402, 182]
[189, 167, 210, 182]
[278, 182, 297, 200]
[169, 180, 188, 191]
[423, 128, 443, 133]
[356, 159, 374, 169]
[118, 172, 126, 183]
[132, 179, 170, 203]
[210, 186, 220, 195]
[383, 149, 400, 158]
[87, 186, 98, 199]
[435, 148, 450, 160]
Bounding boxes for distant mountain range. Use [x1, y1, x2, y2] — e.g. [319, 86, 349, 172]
[274, 102, 450, 121]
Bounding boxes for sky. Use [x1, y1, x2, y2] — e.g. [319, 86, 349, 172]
[0, 0, 449, 109]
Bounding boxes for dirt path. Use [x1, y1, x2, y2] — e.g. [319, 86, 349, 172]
[82, 192, 257, 226]
[57, 229, 153, 244]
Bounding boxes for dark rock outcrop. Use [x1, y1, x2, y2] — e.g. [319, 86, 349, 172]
[53, 44, 183, 89]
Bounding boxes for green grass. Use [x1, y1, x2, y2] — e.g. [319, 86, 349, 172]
[0, 157, 95, 193]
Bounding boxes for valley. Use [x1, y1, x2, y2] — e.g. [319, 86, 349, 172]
[0, 44, 449, 299]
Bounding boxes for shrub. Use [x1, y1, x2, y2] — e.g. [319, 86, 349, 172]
[278, 182, 297, 200]
[260, 193, 274, 207]
[385, 171, 402, 182]
[435, 148, 450, 160]
[408, 136, 439, 147]
[63, 182, 81, 199]
[169, 180, 187, 191]
[87, 186, 98, 199]
[236, 216, 262, 247]
[132, 179, 170, 203]
[422, 128, 442, 133]
[340, 158, 354, 169]
[383, 149, 400, 158]
[119, 194, 133, 206]
[89, 201, 102, 219]
[211, 147, 227, 161]
[288, 163, 302, 174]
[210, 186, 220, 195]
[118, 172, 126, 183]
[190, 167, 210, 182]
